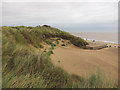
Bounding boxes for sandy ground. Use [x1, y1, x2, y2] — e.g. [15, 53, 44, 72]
[51, 44, 118, 80]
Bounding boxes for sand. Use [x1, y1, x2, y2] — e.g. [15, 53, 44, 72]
[51, 43, 118, 80]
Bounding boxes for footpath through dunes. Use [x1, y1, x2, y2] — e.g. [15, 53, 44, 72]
[51, 44, 118, 79]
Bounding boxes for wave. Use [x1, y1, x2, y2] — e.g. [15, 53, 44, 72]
[83, 38, 118, 44]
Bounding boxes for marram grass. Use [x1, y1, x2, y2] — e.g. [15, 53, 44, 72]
[2, 26, 118, 88]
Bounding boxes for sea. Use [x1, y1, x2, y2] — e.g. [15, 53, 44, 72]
[71, 32, 119, 44]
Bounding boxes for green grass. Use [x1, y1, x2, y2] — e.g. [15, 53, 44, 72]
[67, 42, 71, 44]
[45, 40, 53, 45]
[49, 43, 56, 50]
[71, 68, 118, 88]
[38, 44, 44, 48]
[2, 25, 117, 88]
[62, 40, 65, 43]
[47, 50, 54, 55]
[2, 25, 88, 47]
[56, 40, 59, 44]
[51, 43, 56, 47]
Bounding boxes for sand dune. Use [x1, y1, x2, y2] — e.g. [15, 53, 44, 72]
[51, 44, 118, 79]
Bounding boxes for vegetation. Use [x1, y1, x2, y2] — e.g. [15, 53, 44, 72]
[0, 29, 2, 89]
[56, 40, 59, 44]
[67, 42, 71, 44]
[2, 25, 117, 88]
[45, 40, 52, 45]
[61, 44, 66, 46]
[62, 40, 65, 43]
[38, 44, 44, 48]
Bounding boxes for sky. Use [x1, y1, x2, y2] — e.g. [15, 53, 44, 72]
[1, 0, 118, 32]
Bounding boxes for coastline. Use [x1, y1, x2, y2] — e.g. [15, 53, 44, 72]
[71, 32, 119, 44]
[85, 39, 119, 48]
[83, 38, 118, 44]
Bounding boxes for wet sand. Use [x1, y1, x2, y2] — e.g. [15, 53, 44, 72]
[51, 43, 118, 79]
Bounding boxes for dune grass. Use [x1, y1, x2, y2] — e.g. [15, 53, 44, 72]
[2, 26, 88, 47]
[2, 26, 118, 88]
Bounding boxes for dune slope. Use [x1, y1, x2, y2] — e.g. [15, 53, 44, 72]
[51, 44, 118, 79]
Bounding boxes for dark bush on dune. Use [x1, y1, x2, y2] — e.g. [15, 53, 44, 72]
[61, 44, 66, 46]
[43, 25, 51, 27]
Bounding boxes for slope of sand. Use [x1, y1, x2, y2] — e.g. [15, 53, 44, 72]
[51, 44, 118, 79]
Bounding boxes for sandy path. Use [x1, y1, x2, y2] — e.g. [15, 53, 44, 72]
[51, 45, 118, 79]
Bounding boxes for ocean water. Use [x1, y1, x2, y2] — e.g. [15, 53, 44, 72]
[71, 32, 119, 44]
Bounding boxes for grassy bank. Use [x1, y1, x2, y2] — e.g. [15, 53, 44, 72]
[2, 26, 117, 88]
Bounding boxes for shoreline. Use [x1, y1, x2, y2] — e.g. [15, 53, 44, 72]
[71, 32, 118, 44]
[83, 38, 118, 44]
[86, 39, 119, 49]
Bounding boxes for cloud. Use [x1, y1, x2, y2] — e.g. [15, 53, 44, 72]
[3, 0, 119, 2]
[2, 2, 118, 32]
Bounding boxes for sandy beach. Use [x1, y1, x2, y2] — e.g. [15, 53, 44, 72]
[51, 41, 118, 80]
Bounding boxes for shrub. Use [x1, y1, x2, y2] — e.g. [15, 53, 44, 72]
[45, 40, 52, 45]
[27, 26, 33, 29]
[51, 46, 54, 49]
[58, 60, 60, 63]
[62, 40, 65, 43]
[67, 42, 71, 44]
[50, 44, 56, 49]
[39, 44, 44, 48]
[43, 25, 51, 27]
[34, 44, 39, 48]
[61, 44, 66, 46]
[44, 49, 47, 52]
[51, 44, 56, 47]
[47, 50, 54, 56]
[56, 40, 59, 44]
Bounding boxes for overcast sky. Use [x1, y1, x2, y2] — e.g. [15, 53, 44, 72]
[1, 0, 118, 32]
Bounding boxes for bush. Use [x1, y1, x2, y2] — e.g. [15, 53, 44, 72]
[47, 50, 54, 56]
[51, 44, 56, 47]
[61, 44, 66, 46]
[39, 44, 44, 48]
[27, 26, 33, 29]
[62, 40, 65, 43]
[45, 40, 52, 45]
[50, 44, 56, 49]
[51, 46, 54, 49]
[34, 44, 39, 48]
[67, 42, 71, 44]
[56, 40, 59, 44]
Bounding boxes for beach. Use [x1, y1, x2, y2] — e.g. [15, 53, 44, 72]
[51, 40, 118, 80]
